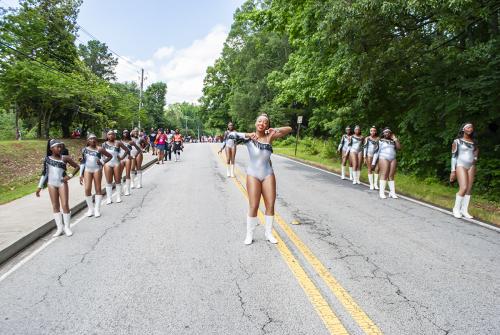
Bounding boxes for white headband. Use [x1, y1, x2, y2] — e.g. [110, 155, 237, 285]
[462, 123, 473, 130]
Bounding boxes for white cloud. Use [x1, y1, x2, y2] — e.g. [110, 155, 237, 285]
[153, 46, 175, 60]
[115, 25, 228, 104]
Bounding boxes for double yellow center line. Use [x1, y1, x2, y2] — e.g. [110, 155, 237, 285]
[212, 145, 383, 335]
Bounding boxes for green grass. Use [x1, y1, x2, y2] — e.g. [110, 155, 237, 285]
[274, 141, 500, 226]
[0, 139, 86, 204]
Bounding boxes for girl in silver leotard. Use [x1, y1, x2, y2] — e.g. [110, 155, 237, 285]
[121, 130, 142, 196]
[363, 126, 380, 190]
[224, 114, 292, 246]
[450, 123, 479, 219]
[79, 134, 112, 218]
[372, 127, 401, 199]
[337, 126, 353, 180]
[348, 125, 364, 185]
[103, 130, 129, 205]
[218, 122, 238, 177]
[36, 139, 80, 237]
[131, 128, 145, 188]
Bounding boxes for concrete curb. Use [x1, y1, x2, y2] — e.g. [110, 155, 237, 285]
[0, 157, 158, 266]
[274, 153, 500, 233]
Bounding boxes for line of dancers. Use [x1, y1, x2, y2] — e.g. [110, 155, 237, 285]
[36, 128, 147, 237]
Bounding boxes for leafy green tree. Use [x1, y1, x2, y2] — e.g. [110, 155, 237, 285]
[78, 40, 118, 81]
[143, 82, 167, 127]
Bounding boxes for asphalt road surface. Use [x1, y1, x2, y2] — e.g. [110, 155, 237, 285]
[0, 143, 498, 335]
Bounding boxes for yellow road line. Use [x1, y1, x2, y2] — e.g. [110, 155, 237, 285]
[212, 146, 349, 335]
[227, 149, 383, 335]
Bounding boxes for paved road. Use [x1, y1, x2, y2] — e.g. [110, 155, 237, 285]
[0, 143, 499, 335]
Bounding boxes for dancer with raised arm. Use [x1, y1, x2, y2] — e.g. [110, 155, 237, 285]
[337, 126, 353, 180]
[226, 114, 292, 245]
[372, 127, 401, 199]
[450, 123, 478, 219]
[103, 130, 129, 204]
[36, 139, 80, 237]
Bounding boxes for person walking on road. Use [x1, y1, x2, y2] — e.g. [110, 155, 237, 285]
[79, 134, 112, 218]
[218, 122, 238, 177]
[372, 127, 401, 199]
[173, 129, 184, 162]
[165, 128, 174, 161]
[338, 126, 353, 180]
[103, 130, 129, 204]
[155, 128, 167, 164]
[450, 123, 478, 219]
[36, 139, 80, 237]
[364, 126, 380, 190]
[131, 128, 145, 188]
[226, 114, 292, 245]
[122, 130, 142, 195]
[349, 125, 364, 185]
[148, 128, 157, 155]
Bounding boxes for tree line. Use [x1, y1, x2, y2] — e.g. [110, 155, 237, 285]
[0, 0, 167, 139]
[200, 0, 500, 200]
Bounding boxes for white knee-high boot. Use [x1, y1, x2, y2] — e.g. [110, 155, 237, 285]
[105, 184, 113, 204]
[453, 194, 463, 218]
[349, 167, 353, 180]
[374, 174, 379, 189]
[94, 195, 102, 217]
[62, 212, 72, 236]
[388, 180, 398, 198]
[136, 170, 142, 188]
[356, 170, 361, 184]
[131, 172, 135, 188]
[124, 179, 131, 196]
[379, 180, 387, 199]
[244, 216, 258, 245]
[226, 165, 231, 177]
[85, 196, 94, 216]
[460, 195, 473, 219]
[230, 164, 235, 178]
[265, 215, 278, 244]
[368, 174, 374, 190]
[115, 184, 122, 203]
[352, 171, 357, 184]
[53, 212, 64, 237]
[341, 166, 346, 180]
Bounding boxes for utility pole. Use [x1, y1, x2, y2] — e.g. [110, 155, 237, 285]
[138, 68, 144, 130]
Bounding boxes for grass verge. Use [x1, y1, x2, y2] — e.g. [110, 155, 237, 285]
[273, 144, 500, 226]
[0, 139, 86, 204]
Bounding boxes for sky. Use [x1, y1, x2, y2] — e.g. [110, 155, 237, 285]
[1, 0, 245, 103]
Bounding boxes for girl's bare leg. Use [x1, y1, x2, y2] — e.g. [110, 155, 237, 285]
[84, 171, 93, 196]
[48, 186, 64, 236]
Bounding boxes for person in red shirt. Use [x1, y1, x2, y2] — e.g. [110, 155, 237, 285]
[173, 129, 184, 162]
[155, 128, 167, 164]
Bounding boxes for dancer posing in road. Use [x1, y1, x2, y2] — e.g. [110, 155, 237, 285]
[79, 134, 112, 218]
[218, 122, 238, 177]
[226, 114, 292, 245]
[450, 123, 478, 219]
[155, 129, 167, 164]
[122, 130, 142, 195]
[36, 139, 80, 237]
[173, 129, 184, 162]
[337, 126, 353, 180]
[103, 130, 129, 204]
[364, 126, 380, 190]
[372, 127, 401, 199]
[349, 125, 364, 185]
[131, 128, 145, 188]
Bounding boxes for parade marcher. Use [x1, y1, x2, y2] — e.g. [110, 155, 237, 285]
[131, 128, 145, 188]
[364, 126, 380, 190]
[337, 126, 353, 180]
[224, 114, 292, 245]
[148, 127, 157, 155]
[103, 130, 130, 204]
[450, 123, 478, 219]
[173, 129, 184, 162]
[121, 130, 142, 195]
[36, 139, 80, 237]
[165, 128, 174, 161]
[372, 127, 401, 199]
[218, 122, 238, 177]
[155, 128, 167, 164]
[349, 125, 364, 185]
[79, 134, 112, 217]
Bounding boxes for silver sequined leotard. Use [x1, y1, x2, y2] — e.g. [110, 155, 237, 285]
[103, 142, 120, 167]
[230, 132, 274, 181]
[451, 139, 476, 171]
[349, 136, 364, 153]
[38, 157, 67, 188]
[364, 138, 379, 157]
[82, 148, 102, 173]
[338, 134, 350, 153]
[373, 139, 397, 164]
